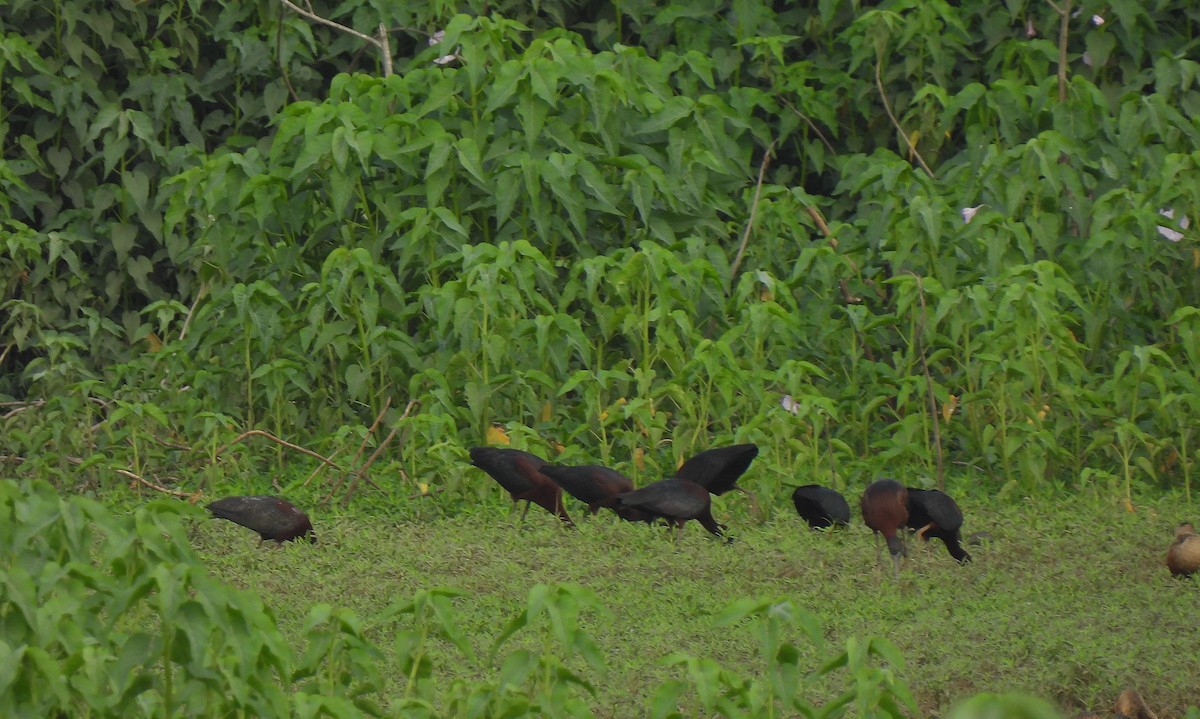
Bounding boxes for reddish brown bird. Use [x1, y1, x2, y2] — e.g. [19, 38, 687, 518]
[860, 479, 908, 578]
[540, 464, 639, 518]
[469, 447, 573, 526]
[1166, 522, 1200, 578]
[1114, 689, 1158, 719]
[206, 496, 316, 543]
[905, 488, 972, 564]
[615, 478, 728, 541]
[791, 485, 850, 529]
[673, 443, 759, 495]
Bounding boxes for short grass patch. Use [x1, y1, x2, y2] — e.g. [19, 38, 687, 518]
[190, 490, 1200, 718]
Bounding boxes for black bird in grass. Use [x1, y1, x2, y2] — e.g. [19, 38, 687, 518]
[904, 488, 972, 563]
[673, 443, 759, 495]
[791, 485, 850, 529]
[206, 496, 316, 543]
[860, 479, 908, 578]
[468, 447, 573, 526]
[540, 464, 649, 521]
[615, 478, 728, 541]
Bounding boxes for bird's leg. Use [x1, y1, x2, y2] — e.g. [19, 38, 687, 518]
[519, 500, 531, 524]
[873, 531, 883, 566]
[891, 551, 901, 581]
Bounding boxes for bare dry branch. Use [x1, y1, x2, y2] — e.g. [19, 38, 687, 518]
[277, 0, 393, 76]
[874, 60, 935, 179]
[178, 283, 207, 342]
[216, 429, 345, 472]
[779, 98, 837, 157]
[729, 141, 776, 293]
[116, 468, 194, 499]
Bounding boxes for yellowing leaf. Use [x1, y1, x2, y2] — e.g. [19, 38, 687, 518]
[485, 425, 510, 445]
[1124, 498, 1135, 513]
[145, 332, 162, 353]
[541, 401, 553, 422]
[633, 447, 645, 471]
[941, 394, 958, 423]
[418, 482, 430, 495]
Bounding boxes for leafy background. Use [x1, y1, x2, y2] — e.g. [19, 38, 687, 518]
[2, 0, 1199, 715]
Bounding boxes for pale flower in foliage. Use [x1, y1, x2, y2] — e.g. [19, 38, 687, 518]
[961, 205, 984, 224]
[1157, 208, 1189, 242]
[429, 30, 462, 66]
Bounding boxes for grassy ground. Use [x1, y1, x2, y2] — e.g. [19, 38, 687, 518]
[191, 489, 1199, 718]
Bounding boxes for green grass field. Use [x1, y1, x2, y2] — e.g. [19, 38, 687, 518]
[191, 488, 1199, 718]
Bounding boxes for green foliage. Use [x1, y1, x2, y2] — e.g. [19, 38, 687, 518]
[1, 0, 1200, 638]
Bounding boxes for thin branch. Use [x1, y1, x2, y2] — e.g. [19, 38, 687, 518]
[278, 0, 393, 76]
[729, 141, 776, 293]
[301, 447, 342, 488]
[779, 98, 837, 157]
[276, 10, 300, 104]
[178, 284, 207, 342]
[116, 468, 194, 499]
[874, 60, 935, 179]
[216, 429, 345, 472]
[3, 399, 45, 420]
[348, 397, 392, 472]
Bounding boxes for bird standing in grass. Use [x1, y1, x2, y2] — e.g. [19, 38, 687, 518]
[615, 478, 728, 541]
[468, 447, 573, 526]
[206, 496, 316, 543]
[791, 485, 850, 529]
[905, 488, 972, 563]
[541, 464, 637, 518]
[860, 479, 908, 578]
[1166, 522, 1200, 578]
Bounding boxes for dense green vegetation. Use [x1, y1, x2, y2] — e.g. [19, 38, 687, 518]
[3, 0, 1200, 715]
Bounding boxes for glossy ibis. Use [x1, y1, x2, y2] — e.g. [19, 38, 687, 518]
[468, 447, 573, 526]
[860, 479, 908, 578]
[905, 488, 972, 563]
[674, 443, 759, 495]
[1166, 522, 1200, 578]
[791, 485, 850, 529]
[206, 496, 316, 543]
[540, 464, 636, 517]
[615, 478, 728, 541]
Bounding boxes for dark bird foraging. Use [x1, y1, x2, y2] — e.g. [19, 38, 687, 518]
[468, 447, 573, 526]
[905, 488, 972, 564]
[615, 478, 728, 541]
[673, 443, 759, 496]
[540, 464, 637, 516]
[206, 496, 316, 543]
[791, 484, 850, 529]
[1166, 522, 1200, 578]
[860, 479, 908, 578]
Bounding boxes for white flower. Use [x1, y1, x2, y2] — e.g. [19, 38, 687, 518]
[780, 395, 800, 416]
[429, 30, 461, 66]
[1092, 15, 1105, 26]
[961, 205, 984, 223]
[1157, 208, 1189, 242]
